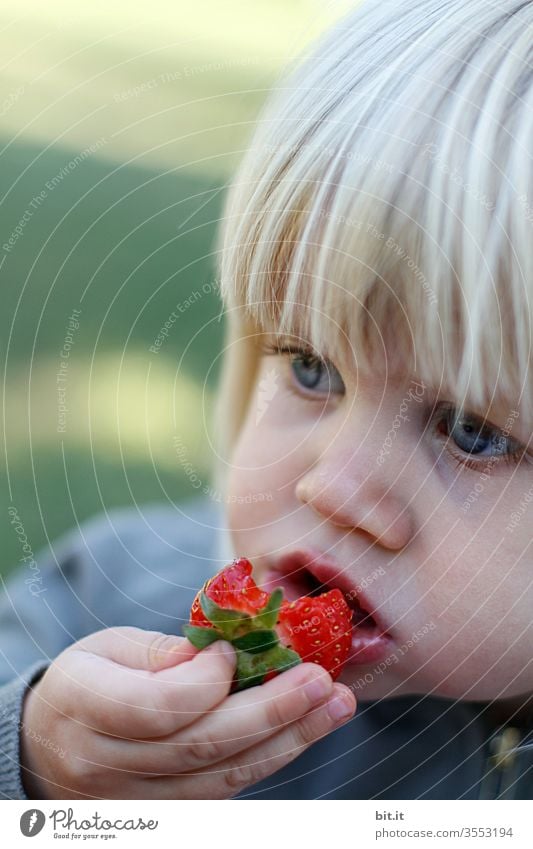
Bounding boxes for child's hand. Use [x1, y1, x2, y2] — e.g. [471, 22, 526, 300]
[20, 626, 356, 798]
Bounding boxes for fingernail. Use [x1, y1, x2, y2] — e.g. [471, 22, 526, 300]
[304, 673, 332, 704]
[327, 694, 354, 723]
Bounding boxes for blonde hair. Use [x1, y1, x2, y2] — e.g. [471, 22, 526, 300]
[212, 0, 533, 491]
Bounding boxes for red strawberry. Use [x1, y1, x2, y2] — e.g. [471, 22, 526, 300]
[183, 560, 352, 690]
[190, 557, 269, 627]
[276, 589, 352, 681]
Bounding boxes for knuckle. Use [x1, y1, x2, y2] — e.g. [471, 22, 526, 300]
[292, 711, 326, 750]
[180, 735, 225, 770]
[265, 693, 293, 730]
[51, 672, 80, 718]
[147, 633, 176, 669]
[264, 667, 329, 728]
[222, 761, 260, 795]
[67, 751, 116, 797]
[66, 743, 95, 787]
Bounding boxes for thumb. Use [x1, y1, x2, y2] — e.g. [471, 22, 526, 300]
[75, 625, 199, 671]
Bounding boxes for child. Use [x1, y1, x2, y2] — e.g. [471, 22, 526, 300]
[1, 0, 532, 799]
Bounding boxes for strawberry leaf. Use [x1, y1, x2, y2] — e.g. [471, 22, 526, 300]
[232, 630, 279, 654]
[199, 591, 250, 639]
[182, 624, 221, 648]
[264, 644, 302, 672]
[233, 644, 302, 691]
[234, 651, 269, 690]
[252, 587, 283, 630]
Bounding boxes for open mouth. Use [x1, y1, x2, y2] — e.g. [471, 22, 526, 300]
[266, 565, 382, 632]
[262, 556, 395, 666]
[346, 594, 381, 630]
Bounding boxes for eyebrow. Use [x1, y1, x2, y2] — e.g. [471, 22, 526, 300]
[261, 332, 319, 353]
[260, 326, 357, 361]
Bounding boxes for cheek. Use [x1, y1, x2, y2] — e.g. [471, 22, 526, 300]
[408, 541, 533, 697]
[224, 393, 310, 561]
[226, 393, 308, 504]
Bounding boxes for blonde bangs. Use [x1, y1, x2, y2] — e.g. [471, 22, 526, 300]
[217, 0, 533, 443]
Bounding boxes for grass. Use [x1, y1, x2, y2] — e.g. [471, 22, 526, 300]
[0, 1, 352, 576]
[1, 140, 226, 574]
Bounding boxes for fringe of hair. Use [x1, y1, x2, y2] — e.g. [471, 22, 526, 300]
[213, 0, 533, 479]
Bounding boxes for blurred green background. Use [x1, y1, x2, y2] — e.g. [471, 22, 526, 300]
[1, 0, 352, 575]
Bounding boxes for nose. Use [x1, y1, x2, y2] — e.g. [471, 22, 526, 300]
[295, 444, 414, 551]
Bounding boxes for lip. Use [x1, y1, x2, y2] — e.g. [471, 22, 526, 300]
[262, 548, 396, 666]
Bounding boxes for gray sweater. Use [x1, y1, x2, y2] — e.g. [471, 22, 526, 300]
[1, 496, 531, 799]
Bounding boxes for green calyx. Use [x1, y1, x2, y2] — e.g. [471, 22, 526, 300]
[182, 587, 301, 690]
[234, 645, 301, 691]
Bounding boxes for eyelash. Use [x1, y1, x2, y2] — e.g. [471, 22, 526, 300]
[261, 341, 319, 358]
[261, 341, 528, 471]
[261, 341, 338, 395]
[431, 403, 525, 471]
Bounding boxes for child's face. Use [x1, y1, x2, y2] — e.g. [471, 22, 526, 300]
[225, 331, 533, 703]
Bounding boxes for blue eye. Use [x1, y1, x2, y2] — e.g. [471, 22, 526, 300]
[442, 405, 521, 461]
[449, 410, 492, 454]
[290, 353, 345, 396]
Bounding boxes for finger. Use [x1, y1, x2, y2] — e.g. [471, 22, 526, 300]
[75, 626, 198, 671]
[60, 640, 236, 738]
[103, 662, 336, 774]
[145, 683, 356, 798]
[171, 664, 337, 771]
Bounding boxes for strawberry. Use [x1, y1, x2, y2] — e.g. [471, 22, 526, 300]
[183, 560, 352, 690]
[276, 589, 352, 681]
[190, 557, 269, 627]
